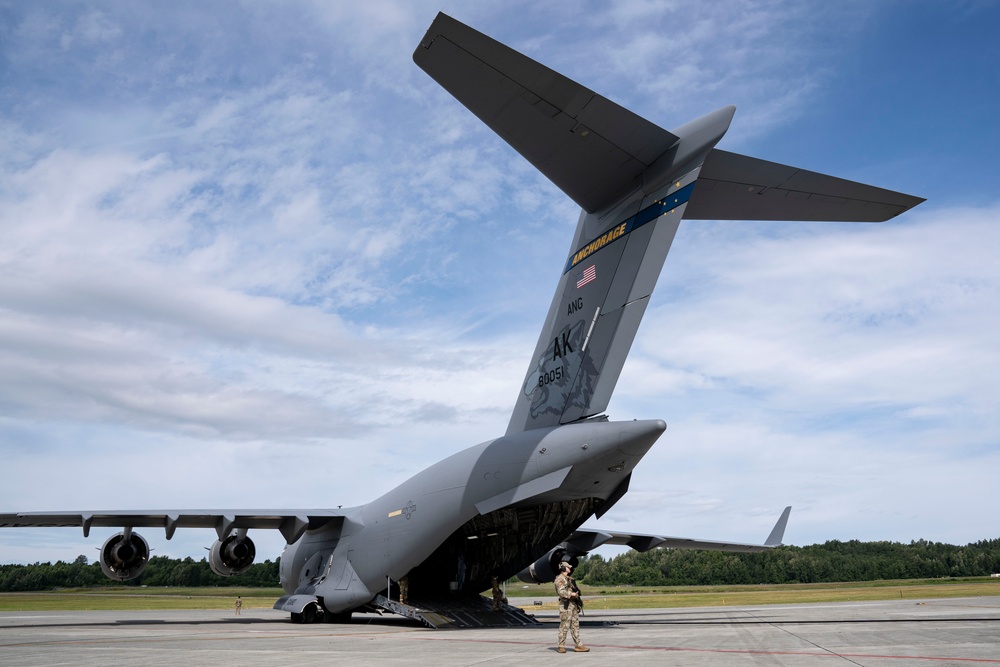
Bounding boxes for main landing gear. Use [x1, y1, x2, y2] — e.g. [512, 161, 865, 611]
[289, 602, 351, 624]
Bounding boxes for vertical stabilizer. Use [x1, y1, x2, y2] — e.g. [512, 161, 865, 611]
[505, 171, 697, 434]
[413, 13, 736, 435]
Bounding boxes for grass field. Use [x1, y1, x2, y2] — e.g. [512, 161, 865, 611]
[514, 577, 1000, 611]
[0, 587, 284, 612]
[2, 578, 999, 613]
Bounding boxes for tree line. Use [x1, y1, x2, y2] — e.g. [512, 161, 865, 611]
[573, 538, 1000, 586]
[4, 538, 1000, 591]
[0, 555, 280, 591]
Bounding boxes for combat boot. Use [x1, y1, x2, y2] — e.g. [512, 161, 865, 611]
[574, 645, 590, 652]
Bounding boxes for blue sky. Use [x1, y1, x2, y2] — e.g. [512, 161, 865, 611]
[1, 0, 998, 566]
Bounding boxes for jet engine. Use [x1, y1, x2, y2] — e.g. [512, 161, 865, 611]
[516, 547, 581, 584]
[209, 531, 256, 577]
[99, 529, 150, 580]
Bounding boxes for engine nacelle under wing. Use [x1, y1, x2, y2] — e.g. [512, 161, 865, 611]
[209, 532, 256, 577]
[516, 546, 581, 584]
[100, 530, 150, 581]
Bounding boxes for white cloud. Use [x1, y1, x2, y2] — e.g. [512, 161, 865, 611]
[1, 1, 997, 567]
[606, 204, 1000, 546]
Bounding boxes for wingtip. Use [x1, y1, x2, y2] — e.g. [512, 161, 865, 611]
[764, 506, 792, 547]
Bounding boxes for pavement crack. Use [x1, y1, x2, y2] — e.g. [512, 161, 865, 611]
[736, 609, 866, 666]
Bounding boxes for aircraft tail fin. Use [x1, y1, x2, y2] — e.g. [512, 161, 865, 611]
[415, 14, 924, 435]
[501, 177, 700, 434]
[414, 14, 723, 435]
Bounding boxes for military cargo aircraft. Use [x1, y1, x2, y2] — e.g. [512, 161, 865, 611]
[0, 13, 922, 627]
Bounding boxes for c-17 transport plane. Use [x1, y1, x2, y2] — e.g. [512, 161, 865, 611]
[1, 14, 923, 627]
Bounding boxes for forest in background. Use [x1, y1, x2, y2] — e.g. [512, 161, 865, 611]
[2, 539, 999, 592]
[572, 539, 1000, 586]
[0, 555, 279, 591]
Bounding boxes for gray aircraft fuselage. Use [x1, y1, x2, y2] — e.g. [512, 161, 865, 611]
[278, 418, 665, 612]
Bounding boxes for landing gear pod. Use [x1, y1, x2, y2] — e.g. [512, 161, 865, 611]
[291, 601, 324, 624]
[275, 594, 327, 624]
[99, 529, 150, 580]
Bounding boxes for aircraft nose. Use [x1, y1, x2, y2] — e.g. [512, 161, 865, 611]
[616, 419, 666, 456]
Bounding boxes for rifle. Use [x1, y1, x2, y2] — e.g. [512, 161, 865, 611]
[570, 577, 584, 611]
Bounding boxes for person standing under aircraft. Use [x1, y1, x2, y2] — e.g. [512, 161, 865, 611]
[554, 562, 588, 653]
[399, 575, 409, 605]
[491, 575, 507, 611]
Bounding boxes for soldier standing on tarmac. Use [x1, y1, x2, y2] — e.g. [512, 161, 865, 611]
[554, 561, 589, 653]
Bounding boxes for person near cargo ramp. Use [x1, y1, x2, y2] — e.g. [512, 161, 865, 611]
[554, 561, 589, 653]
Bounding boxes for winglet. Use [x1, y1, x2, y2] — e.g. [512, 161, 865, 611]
[764, 506, 792, 546]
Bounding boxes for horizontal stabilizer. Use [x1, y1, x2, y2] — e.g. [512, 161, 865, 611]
[414, 13, 679, 213]
[685, 149, 925, 222]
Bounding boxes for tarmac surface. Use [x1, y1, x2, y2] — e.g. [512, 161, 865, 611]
[2, 596, 999, 666]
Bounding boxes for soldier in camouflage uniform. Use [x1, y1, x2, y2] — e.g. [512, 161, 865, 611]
[554, 561, 589, 653]
[491, 575, 507, 611]
[398, 575, 409, 605]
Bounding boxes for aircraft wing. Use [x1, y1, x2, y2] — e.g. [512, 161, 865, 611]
[0, 510, 344, 544]
[414, 12, 679, 214]
[685, 149, 925, 222]
[566, 506, 791, 554]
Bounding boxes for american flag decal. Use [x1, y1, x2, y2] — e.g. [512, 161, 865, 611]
[576, 264, 597, 289]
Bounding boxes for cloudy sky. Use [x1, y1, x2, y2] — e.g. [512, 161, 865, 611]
[1, 0, 998, 566]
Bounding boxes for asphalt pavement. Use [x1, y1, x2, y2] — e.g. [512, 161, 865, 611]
[3, 596, 999, 666]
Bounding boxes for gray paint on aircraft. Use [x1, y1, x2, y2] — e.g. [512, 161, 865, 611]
[1, 12, 923, 624]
